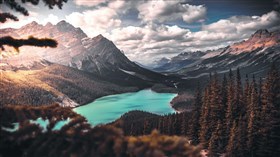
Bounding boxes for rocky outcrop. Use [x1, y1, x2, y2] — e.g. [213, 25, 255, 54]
[226, 29, 280, 54]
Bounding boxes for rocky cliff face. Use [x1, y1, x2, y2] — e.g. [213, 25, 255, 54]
[225, 29, 280, 55]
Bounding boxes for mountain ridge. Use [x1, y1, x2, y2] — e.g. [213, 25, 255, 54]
[153, 29, 280, 75]
[1, 21, 175, 88]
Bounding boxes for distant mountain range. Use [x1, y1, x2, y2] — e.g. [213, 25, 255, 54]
[153, 29, 280, 80]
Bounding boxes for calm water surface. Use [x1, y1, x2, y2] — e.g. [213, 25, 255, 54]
[73, 89, 177, 125]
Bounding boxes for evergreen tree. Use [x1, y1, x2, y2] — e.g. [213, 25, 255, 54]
[188, 83, 202, 145]
[181, 112, 188, 136]
[199, 83, 211, 148]
[258, 64, 280, 157]
[243, 74, 250, 115]
[234, 68, 243, 120]
[208, 73, 223, 142]
[226, 121, 238, 157]
[143, 119, 150, 134]
[210, 73, 223, 118]
[208, 120, 225, 157]
[238, 116, 248, 156]
[247, 82, 259, 156]
[225, 69, 235, 142]
[221, 74, 228, 120]
[257, 77, 263, 113]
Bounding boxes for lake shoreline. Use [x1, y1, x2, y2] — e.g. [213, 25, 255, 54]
[73, 89, 178, 126]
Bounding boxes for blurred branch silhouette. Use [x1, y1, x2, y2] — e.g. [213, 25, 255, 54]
[0, 0, 68, 51]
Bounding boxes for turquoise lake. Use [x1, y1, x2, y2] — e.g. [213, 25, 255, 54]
[2, 118, 70, 132]
[73, 89, 177, 126]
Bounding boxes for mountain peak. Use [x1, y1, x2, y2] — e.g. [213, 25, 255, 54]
[55, 20, 79, 33]
[96, 34, 104, 38]
[45, 22, 53, 27]
[251, 29, 271, 38]
[91, 34, 108, 42]
[20, 21, 42, 30]
[227, 29, 279, 55]
[56, 20, 72, 26]
[24, 21, 40, 27]
[29, 21, 39, 25]
[254, 29, 269, 34]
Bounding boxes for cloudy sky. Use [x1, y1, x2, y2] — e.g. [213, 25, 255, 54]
[1, 0, 280, 64]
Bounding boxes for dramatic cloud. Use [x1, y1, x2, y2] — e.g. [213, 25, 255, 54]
[41, 14, 60, 25]
[108, 24, 191, 62]
[107, 11, 280, 64]
[203, 11, 280, 33]
[74, 0, 107, 7]
[4, 0, 278, 65]
[137, 0, 206, 23]
[66, 7, 121, 37]
[0, 14, 60, 29]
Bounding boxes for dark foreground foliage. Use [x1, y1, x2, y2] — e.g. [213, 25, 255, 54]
[0, 105, 201, 157]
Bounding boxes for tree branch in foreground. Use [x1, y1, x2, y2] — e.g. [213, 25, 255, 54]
[0, 13, 19, 23]
[0, 36, 58, 51]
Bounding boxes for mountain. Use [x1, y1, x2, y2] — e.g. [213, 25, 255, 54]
[150, 57, 170, 69]
[154, 29, 280, 81]
[224, 29, 279, 55]
[0, 21, 174, 88]
[153, 51, 205, 72]
[0, 61, 138, 107]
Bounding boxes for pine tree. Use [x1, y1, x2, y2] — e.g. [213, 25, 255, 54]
[234, 68, 243, 120]
[208, 120, 225, 157]
[208, 73, 223, 143]
[236, 115, 247, 157]
[247, 82, 259, 156]
[220, 74, 229, 152]
[226, 121, 238, 157]
[157, 118, 162, 131]
[252, 75, 258, 94]
[167, 116, 172, 135]
[188, 83, 202, 145]
[221, 74, 228, 120]
[210, 73, 223, 119]
[181, 112, 187, 136]
[243, 74, 250, 115]
[225, 69, 235, 142]
[199, 83, 211, 148]
[257, 77, 263, 113]
[143, 119, 150, 134]
[258, 64, 280, 157]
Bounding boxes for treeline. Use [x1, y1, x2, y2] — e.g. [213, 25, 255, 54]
[0, 105, 201, 157]
[118, 111, 191, 136]
[119, 65, 280, 157]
